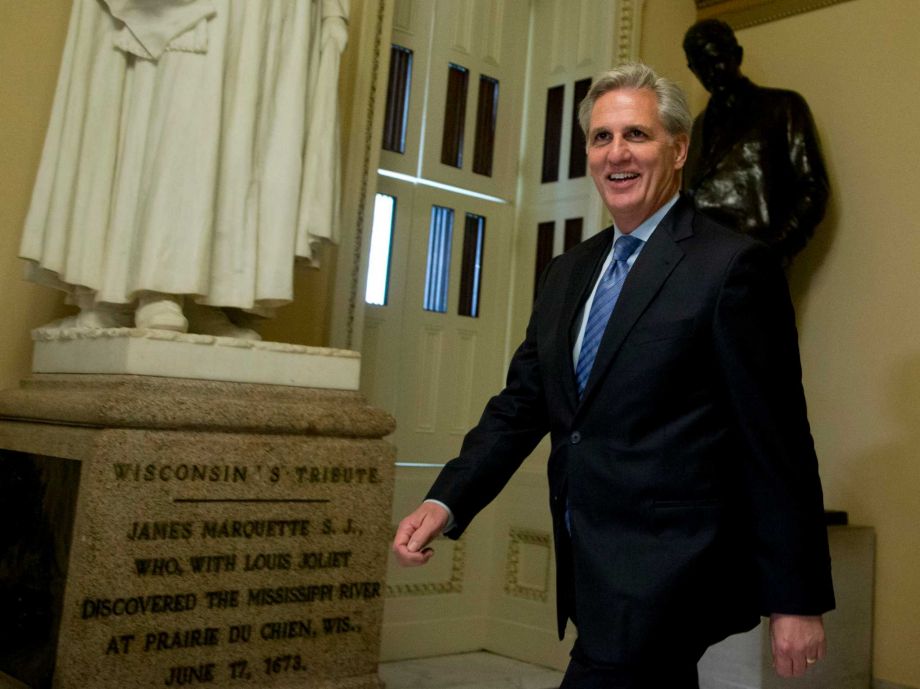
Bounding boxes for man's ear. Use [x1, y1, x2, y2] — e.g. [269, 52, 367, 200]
[673, 133, 690, 169]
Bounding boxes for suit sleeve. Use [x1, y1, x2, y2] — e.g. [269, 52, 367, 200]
[712, 242, 835, 615]
[424, 261, 556, 538]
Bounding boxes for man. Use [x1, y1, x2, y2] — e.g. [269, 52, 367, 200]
[682, 19, 829, 267]
[393, 63, 834, 688]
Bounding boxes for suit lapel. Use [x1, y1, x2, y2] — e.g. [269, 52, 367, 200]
[577, 201, 692, 409]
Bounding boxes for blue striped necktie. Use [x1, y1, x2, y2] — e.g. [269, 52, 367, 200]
[575, 234, 642, 397]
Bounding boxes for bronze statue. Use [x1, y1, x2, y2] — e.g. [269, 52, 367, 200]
[683, 19, 829, 267]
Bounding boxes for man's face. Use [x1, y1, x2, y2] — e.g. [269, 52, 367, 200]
[686, 39, 742, 96]
[586, 88, 688, 233]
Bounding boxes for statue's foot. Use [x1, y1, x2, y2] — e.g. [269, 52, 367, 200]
[186, 303, 261, 341]
[75, 305, 132, 329]
[135, 296, 188, 333]
[35, 315, 79, 332]
[37, 305, 132, 331]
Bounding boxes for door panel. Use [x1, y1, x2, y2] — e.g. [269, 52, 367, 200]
[393, 184, 512, 461]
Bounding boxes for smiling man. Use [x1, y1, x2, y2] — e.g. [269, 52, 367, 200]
[393, 63, 834, 689]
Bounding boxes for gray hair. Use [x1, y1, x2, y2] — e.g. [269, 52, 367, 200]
[577, 62, 692, 140]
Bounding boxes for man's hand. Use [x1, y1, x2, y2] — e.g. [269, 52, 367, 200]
[770, 613, 826, 677]
[392, 502, 449, 567]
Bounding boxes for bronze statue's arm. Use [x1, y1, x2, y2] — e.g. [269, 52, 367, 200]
[777, 95, 830, 262]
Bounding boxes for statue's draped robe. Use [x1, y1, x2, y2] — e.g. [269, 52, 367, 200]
[20, 0, 348, 314]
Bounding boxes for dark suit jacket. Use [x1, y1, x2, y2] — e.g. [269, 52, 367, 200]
[427, 196, 835, 663]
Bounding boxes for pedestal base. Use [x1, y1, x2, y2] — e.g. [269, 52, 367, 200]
[0, 374, 395, 689]
[31, 328, 360, 389]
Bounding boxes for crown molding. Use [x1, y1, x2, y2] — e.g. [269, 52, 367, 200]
[695, 0, 856, 29]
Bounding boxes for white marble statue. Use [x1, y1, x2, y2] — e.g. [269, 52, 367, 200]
[20, 0, 349, 338]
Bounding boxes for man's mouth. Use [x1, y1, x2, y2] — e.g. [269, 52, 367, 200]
[607, 172, 639, 182]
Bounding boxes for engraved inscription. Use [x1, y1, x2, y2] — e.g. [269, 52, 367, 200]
[71, 459, 388, 687]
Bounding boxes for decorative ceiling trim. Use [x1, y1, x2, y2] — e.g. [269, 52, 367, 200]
[695, 0, 857, 29]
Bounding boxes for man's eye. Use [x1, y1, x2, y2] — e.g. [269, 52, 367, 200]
[626, 129, 647, 139]
[593, 131, 611, 143]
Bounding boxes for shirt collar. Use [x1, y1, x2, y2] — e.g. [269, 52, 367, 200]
[613, 193, 680, 245]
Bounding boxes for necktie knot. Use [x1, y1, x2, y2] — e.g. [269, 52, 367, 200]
[612, 234, 642, 263]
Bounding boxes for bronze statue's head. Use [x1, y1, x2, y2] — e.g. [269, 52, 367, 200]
[683, 19, 743, 96]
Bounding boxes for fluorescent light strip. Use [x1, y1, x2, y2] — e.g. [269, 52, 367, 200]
[378, 168, 509, 205]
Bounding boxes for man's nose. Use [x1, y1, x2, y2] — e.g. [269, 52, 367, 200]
[607, 136, 630, 163]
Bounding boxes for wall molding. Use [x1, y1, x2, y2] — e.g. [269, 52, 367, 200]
[696, 0, 857, 29]
[345, 0, 387, 349]
[386, 535, 466, 597]
[614, 0, 643, 64]
[503, 528, 551, 602]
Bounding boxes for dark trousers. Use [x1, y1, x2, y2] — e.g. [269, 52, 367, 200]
[559, 639, 705, 689]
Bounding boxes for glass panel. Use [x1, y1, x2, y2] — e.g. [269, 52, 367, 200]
[472, 76, 499, 177]
[365, 194, 396, 306]
[441, 64, 469, 168]
[564, 217, 583, 251]
[534, 221, 555, 300]
[541, 85, 565, 183]
[382, 45, 413, 153]
[423, 205, 455, 313]
[568, 78, 591, 178]
[458, 213, 486, 318]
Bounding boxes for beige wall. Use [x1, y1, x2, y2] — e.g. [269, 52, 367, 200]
[737, 2, 920, 685]
[640, 0, 920, 685]
[642, 0, 920, 687]
[388, 1, 918, 680]
[638, 0, 706, 111]
[0, 3, 73, 390]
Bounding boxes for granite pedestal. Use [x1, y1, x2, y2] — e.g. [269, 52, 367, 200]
[0, 335, 395, 689]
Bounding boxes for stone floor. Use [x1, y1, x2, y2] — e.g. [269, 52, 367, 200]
[379, 651, 564, 689]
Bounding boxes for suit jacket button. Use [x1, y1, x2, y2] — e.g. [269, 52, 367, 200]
[570, 431, 581, 444]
